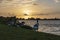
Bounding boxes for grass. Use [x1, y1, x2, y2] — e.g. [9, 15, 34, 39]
[0, 24, 60, 40]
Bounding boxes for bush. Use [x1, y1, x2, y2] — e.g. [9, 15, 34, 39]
[21, 25, 33, 30]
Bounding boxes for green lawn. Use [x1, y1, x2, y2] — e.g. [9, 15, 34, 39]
[0, 24, 60, 40]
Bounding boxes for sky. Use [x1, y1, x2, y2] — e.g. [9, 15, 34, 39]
[0, 0, 60, 19]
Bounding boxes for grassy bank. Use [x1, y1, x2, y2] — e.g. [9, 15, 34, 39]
[0, 24, 60, 40]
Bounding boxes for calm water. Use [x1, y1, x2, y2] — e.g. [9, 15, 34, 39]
[19, 20, 60, 35]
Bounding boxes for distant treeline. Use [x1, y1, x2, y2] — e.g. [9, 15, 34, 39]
[27, 18, 60, 20]
[0, 16, 60, 20]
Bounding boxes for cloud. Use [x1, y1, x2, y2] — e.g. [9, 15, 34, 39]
[32, 12, 60, 16]
[33, 13, 48, 16]
[54, 0, 60, 3]
[0, 0, 3, 3]
[6, 0, 13, 1]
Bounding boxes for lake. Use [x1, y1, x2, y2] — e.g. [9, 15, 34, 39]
[19, 20, 60, 35]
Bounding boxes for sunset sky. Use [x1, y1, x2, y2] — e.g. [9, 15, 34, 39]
[0, 0, 60, 19]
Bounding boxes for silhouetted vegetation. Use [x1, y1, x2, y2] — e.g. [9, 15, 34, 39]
[0, 16, 33, 30]
[27, 17, 60, 20]
[28, 17, 36, 20]
[21, 25, 33, 30]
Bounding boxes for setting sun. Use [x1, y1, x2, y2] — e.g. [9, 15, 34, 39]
[23, 9, 31, 19]
[23, 9, 31, 15]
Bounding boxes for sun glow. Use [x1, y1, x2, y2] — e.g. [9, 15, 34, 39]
[23, 9, 32, 15]
[23, 16, 29, 19]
